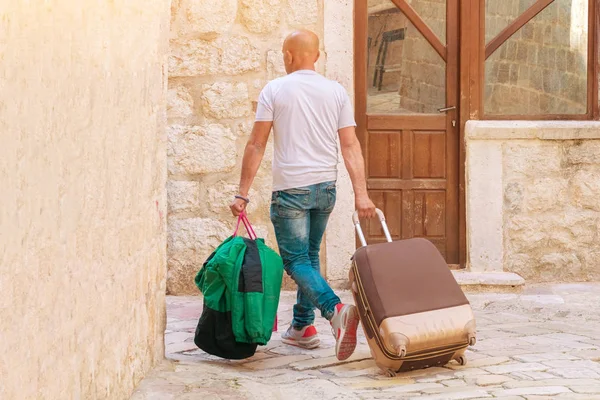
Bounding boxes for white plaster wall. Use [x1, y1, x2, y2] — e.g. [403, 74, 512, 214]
[466, 140, 504, 272]
[0, 1, 169, 398]
[324, 0, 357, 287]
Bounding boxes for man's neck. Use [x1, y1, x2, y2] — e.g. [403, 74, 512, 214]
[290, 65, 316, 73]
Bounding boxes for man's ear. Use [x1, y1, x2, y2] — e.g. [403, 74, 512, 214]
[315, 50, 321, 63]
[284, 50, 293, 65]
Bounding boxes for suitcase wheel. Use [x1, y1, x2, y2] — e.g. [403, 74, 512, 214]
[455, 355, 467, 366]
[376, 362, 398, 378]
[468, 335, 477, 346]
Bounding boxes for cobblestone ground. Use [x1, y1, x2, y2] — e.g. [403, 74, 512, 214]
[132, 284, 600, 400]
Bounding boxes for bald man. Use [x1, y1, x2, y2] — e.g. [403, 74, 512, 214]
[230, 30, 376, 361]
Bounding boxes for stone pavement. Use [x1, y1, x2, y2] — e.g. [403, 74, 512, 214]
[132, 284, 600, 400]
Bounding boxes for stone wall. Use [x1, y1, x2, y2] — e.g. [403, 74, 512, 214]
[0, 1, 169, 399]
[466, 121, 600, 282]
[504, 139, 600, 281]
[484, 0, 588, 115]
[168, 0, 326, 294]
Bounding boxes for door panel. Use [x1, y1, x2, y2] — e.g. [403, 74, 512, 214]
[413, 131, 446, 179]
[356, 0, 460, 263]
[368, 132, 402, 178]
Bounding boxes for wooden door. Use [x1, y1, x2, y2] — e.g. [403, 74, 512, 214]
[355, 0, 460, 264]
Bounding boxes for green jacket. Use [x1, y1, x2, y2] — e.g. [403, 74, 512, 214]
[195, 235, 283, 345]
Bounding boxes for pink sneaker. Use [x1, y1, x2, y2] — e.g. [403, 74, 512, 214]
[330, 303, 360, 361]
[281, 325, 320, 349]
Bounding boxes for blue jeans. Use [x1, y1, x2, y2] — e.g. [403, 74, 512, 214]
[270, 181, 342, 329]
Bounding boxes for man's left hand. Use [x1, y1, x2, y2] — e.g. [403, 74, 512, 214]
[356, 194, 376, 219]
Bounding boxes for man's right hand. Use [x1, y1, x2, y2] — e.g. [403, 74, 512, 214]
[356, 194, 376, 219]
[230, 198, 248, 216]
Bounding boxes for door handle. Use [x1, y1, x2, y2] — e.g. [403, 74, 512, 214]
[438, 106, 456, 113]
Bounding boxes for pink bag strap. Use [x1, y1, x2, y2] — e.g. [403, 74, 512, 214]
[232, 214, 244, 237]
[240, 211, 257, 240]
[232, 211, 257, 240]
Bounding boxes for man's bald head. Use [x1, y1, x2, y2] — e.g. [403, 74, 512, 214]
[282, 30, 320, 74]
[283, 30, 320, 54]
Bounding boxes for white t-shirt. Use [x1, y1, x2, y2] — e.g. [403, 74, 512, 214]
[255, 70, 356, 192]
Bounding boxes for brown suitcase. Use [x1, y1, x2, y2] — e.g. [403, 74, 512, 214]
[349, 209, 476, 377]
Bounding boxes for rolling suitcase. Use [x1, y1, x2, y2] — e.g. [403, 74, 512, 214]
[349, 209, 476, 377]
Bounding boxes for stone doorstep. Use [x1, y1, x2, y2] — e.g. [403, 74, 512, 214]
[293, 271, 526, 292]
[453, 271, 526, 293]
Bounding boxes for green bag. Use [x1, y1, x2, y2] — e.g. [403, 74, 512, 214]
[194, 213, 283, 351]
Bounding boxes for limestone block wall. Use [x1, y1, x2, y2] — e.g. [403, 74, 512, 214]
[466, 121, 600, 282]
[0, 1, 169, 399]
[167, 0, 326, 294]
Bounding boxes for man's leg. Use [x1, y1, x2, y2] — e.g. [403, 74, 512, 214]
[312, 181, 360, 361]
[271, 183, 360, 360]
[270, 187, 341, 326]
[294, 286, 316, 329]
[293, 202, 331, 330]
[285, 284, 321, 349]
[282, 200, 334, 348]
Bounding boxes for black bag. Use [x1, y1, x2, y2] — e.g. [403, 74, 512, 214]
[194, 303, 258, 360]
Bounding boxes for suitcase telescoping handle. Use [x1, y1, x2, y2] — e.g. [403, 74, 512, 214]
[352, 208, 392, 247]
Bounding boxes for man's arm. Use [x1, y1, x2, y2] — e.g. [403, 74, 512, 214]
[338, 126, 376, 219]
[230, 121, 273, 216]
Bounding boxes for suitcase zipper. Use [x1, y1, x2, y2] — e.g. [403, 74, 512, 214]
[352, 262, 469, 361]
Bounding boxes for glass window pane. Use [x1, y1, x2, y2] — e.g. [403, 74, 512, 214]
[484, 0, 588, 115]
[369, 0, 446, 42]
[367, 0, 446, 114]
[485, 0, 538, 42]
